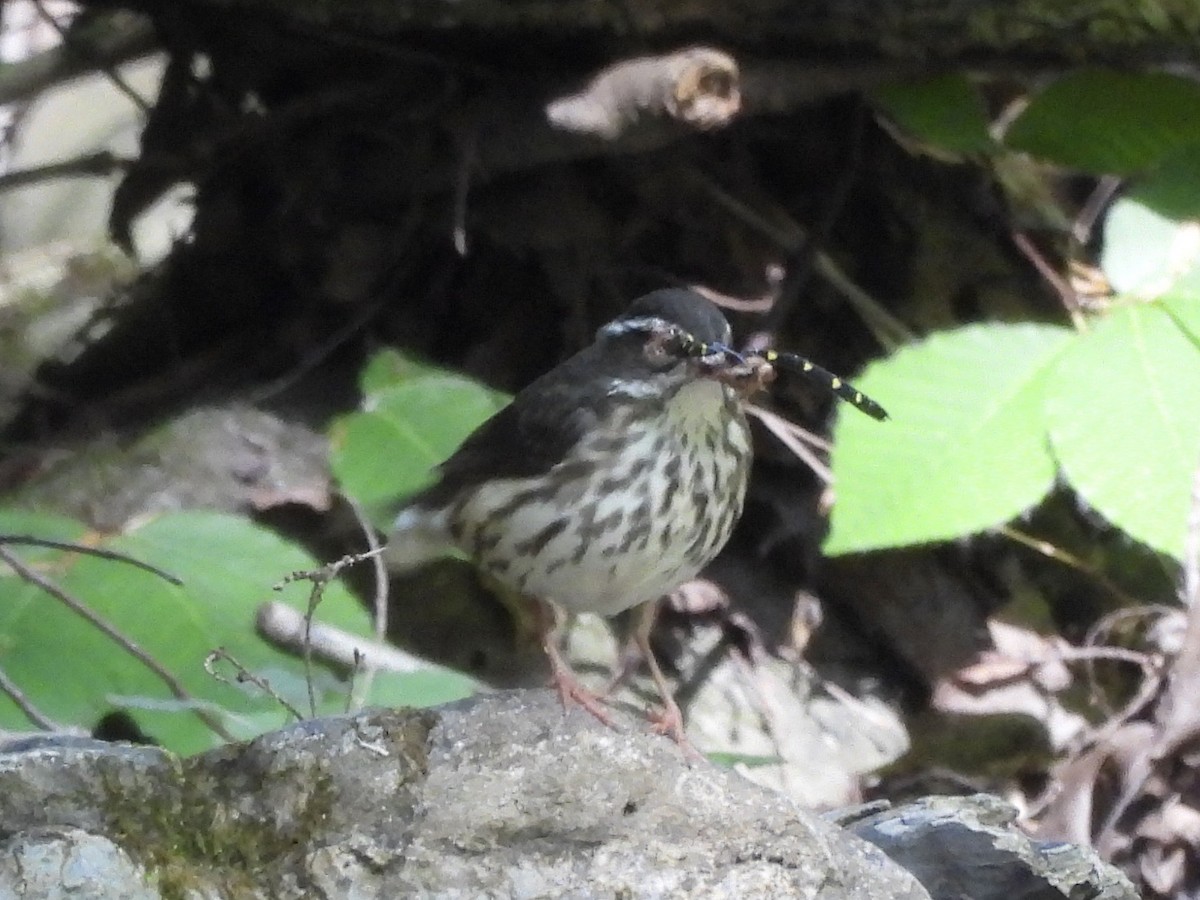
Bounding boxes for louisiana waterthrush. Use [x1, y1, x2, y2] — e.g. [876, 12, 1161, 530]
[388, 288, 884, 745]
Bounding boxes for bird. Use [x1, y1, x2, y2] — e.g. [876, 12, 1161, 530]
[387, 288, 764, 746]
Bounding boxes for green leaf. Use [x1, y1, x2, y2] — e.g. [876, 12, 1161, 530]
[331, 353, 508, 515]
[1166, 293, 1200, 341]
[871, 74, 995, 156]
[1100, 198, 1197, 296]
[1005, 70, 1200, 174]
[0, 510, 89, 563]
[1047, 301, 1200, 560]
[826, 323, 1073, 555]
[0, 510, 475, 752]
[358, 347, 431, 395]
[1128, 143, 1200, 220]
[328, 410, 432, 509]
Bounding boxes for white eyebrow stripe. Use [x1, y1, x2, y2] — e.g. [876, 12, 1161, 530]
[597, 316, 670, 339]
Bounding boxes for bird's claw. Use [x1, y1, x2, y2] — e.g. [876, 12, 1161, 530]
[647, 703, 703, 761]
[550, 666, 616, 728]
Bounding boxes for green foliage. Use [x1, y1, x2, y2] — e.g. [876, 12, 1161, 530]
[838, 65, 1200, 562]
[874, 70, 1200, 233]
[329, 348, 509, 521]
[1048, 299, 1200, 560]
[0, 350, 510, 752]
[0, 509, 475, 752]
[1128, 144, 1200, 221]
[1004, 70, 1200, 175]
[871, 74, 996, 156]
[1100, 198, 1194, 295]
[826, 323, 1073, 554]
[827, 296, 1200, 562]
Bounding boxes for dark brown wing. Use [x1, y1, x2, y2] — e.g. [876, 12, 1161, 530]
[410, 286, 729, 511]
[412, 343, 626, 509]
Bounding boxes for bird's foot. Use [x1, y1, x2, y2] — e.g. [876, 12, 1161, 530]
[646, 699, 703, 761]
[550, 664, 616, 728]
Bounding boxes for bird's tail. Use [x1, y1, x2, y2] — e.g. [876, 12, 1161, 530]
[386, 505, 454, 573]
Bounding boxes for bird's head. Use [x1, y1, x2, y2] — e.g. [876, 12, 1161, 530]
[594, 289, 734, 392]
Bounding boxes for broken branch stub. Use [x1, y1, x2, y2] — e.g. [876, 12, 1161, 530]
[546, 47, 741, 139]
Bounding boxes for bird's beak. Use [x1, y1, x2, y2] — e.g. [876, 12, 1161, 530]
[692, 349, 730, 376]
[699, 354, 777, 399]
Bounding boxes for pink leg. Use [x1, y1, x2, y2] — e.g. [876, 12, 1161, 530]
[536, 599, 615, 727]
[633, 601, 702, 759]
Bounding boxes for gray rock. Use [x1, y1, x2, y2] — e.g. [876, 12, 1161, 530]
[0, 738, 178, 835]
[845, 793, 1138, 900]
[0, 691, 1129, 898]
[385, 690, 924, 899]
[0, 827, 158, 900]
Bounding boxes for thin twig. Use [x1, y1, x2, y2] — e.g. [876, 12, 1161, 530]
[1003, 523, 1157, 719]
[1072, 175, 1122, 246]
[304, 586, 323, 716]
[1011, 230, 1086, 331]
[1058, 642, 1164, 744]
[1055, 643, 1159, 670]
[811, 251, 914, 350]
[692, 282, 777, 314]
[0, 151, 133, 191]
[0, 13, 156, 106]
[346, 651, 363, 714]
[345, 498, 389, 711]
[32, 1, 152, 114]
[764, 104, 866, 338]
[0, 534, 182, 585]
[274, 548, 386, 716]
[1073, 661, 1163, 754]
[689, 126, 912, 353]
[689, 170, 803, 251]
[0, 663, 61, 731]
[1086, 454, 1200, 849]
[745, 404, 834, 483]
[1082, 604, 1176, 717]
[0, 544, 233, 741]
[203, 648, 304, 722]
[452, 123, 477, 256]
[998, 525, 1141, 608]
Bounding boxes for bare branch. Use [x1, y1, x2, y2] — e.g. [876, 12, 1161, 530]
[345, 497, 389, 711]
[0, 544, 232, 741]
[547, 47, 741, 140]
[0, 663, 61, 731]
[0, 10, 156, 107]
[745, 404, 834, 484]
[204, 647, 304, 722]
[31, 1, 153, 114]
[1011, 230, 1086, 332]
[0, 151, 133, 192]
[0, 534, 182, 585]
[256, 600, 438, 675]
[273, 548, 386, 715]
[998, 525, 1141, 608]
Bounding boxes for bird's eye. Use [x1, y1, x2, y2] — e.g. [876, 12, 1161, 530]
[642, 330, 683, 366]
[644, 340, 669, 363]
